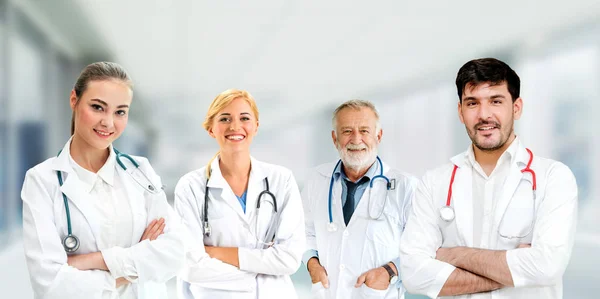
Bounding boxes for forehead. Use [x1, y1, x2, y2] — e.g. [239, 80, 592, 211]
[462, 82, 510, 99]
[220, 97, 253, 113]
[83, 80, 132, 103]
[336, 107, 377, 127]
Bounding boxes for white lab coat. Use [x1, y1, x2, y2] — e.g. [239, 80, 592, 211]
[303, 160, 417, 299]
[174, 156, 306, 299]
[21, 139, 186, 299]
[399, 141, 578, 299]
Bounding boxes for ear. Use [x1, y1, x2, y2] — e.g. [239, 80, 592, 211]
[69, 90, 78, 111]
[376, 128, 383, 143]
[255, 120, 259, 134]
[513, 97, 523, 120]
[208, 127, 216, 138]
[331, 130, 337, 147]
[457, 101, 465, 124]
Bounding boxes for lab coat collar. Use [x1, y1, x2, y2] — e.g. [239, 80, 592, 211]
[206, 155, 267, 188]
[451, 136, 527, 168]
[51, 136, 117, 187]
[333, 159, 380, 184]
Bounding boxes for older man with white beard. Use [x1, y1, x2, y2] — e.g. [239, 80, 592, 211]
[301, 100, 418, 299]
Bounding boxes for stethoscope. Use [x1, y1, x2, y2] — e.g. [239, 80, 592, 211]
[440, 148, 537, 239]
[56, 148, 163, 253]
[202, 175, 278, 247]
[327, 156, 395, 232]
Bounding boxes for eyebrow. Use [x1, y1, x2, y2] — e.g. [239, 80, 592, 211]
[490, 94, 506, 100]
[91, 98, 129, 108]
[218, 112, 252, 116]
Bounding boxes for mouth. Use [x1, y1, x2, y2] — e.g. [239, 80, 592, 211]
[225, 134, 246, 141]
[93, 129, 114, 139]
[476, 124, 499, 136]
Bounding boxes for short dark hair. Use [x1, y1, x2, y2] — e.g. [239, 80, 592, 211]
[455, 58, 520, 103]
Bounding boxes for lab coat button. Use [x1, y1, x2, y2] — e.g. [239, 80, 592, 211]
[340, 264, 345, 270]
[343, 231, 349, 237]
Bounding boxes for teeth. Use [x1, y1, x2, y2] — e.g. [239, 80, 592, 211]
[227, 135, 244, 140]
[479, 127, 494, 130]
[95, 130, 110, 136]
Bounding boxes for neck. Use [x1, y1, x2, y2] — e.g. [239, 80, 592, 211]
[69, 134, 110, 173]
[343, 160, 375, 182]
[473, 134, 516, 175]
[219, 150, 251, 180]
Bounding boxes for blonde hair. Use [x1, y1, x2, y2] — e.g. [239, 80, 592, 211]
[204, 89, 259, 178]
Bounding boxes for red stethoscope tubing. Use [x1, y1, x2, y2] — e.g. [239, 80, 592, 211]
[446, 148, 536, 208]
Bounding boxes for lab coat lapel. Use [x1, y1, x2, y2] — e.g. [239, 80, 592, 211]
[331, 176, 345, 229]
[450, 152, 473, 247]
[207, 157, 247, 222]
[117, 166, 147, 244]
[52, 142, 102, 244]
[493, 145, 529, 229]
[452, 166, 474, 247]
[246, 157, 268, 228]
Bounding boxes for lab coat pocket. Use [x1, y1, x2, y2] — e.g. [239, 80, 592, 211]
[311, 282, 327, 299]
[366, 214, 400, 248]
[498, 191, 536, 246]
[358, 284, 387, 299]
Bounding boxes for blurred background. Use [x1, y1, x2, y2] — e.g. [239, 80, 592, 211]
[1, 0, 599, 298]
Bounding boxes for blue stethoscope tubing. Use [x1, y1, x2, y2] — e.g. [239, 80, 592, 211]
[327, 156, 391, 227]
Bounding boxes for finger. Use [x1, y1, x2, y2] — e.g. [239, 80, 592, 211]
[321, 273, 330, 289]
[141, 219, 157, 240]
[518, 243, 531, 248]
[355, 273, 366, 288]
[151, 223, 166, 240]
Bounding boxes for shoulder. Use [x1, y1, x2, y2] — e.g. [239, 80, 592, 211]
[25, 157, 57, 182]
[532, 155, 576, 182]
[175, 167, 208, 192]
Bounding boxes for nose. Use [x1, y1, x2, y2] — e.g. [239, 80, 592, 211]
[100, 114, 114, 128]
[350, 131, 362, 144]
[477, 101, 493, 121]
[229, 119, 240, 131]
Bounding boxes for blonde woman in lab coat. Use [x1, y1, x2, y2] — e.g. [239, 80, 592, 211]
[174, 89, 306, 299]
[21, 62, 186, 299]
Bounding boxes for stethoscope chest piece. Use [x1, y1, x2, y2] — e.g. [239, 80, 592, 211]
[327, 222, 338, 232]
[63, 234, 80, 253]
[439, 206, 455, 222]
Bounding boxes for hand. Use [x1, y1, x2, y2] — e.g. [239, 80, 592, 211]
[355, 266, 391, 290]
[116, 277, 130, 288]
[517, 243, 531, 249]
[205, 246, 240, 267]
[140, 218, 165, 242]
[67, 252, 108, 271]
[307, 258, 329, 288]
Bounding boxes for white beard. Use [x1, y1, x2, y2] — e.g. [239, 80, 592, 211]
[337, 142, 378, 171]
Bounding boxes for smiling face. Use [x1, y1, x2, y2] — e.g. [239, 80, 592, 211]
[208, 97, 259, 154]
[331, 107, 382, 170]
[70, 79, 133, 150]
[458, 82, 522, 152]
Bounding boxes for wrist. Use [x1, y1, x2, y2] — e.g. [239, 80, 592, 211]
[307, 257, 321, 271]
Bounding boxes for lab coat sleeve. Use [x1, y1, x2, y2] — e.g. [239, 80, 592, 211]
[506, 162, 578, 287]
[399, 173, 456, 298]
[21, 168, 117, 299]
[100, 160, 186, 284]
[301, 174, 319, 267]
[237, 171, 306, 275]
[173, 176, 257, 291]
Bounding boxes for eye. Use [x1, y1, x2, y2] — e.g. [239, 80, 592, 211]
[342, 130, 352, 134]
[219, 117, 231, 122]
[492, 99, 503, 104]
[466, 101, 477, 107]
[241, 116, 251, 121]
[91, 104, 104, 111]
[116, 110, 127, 116]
